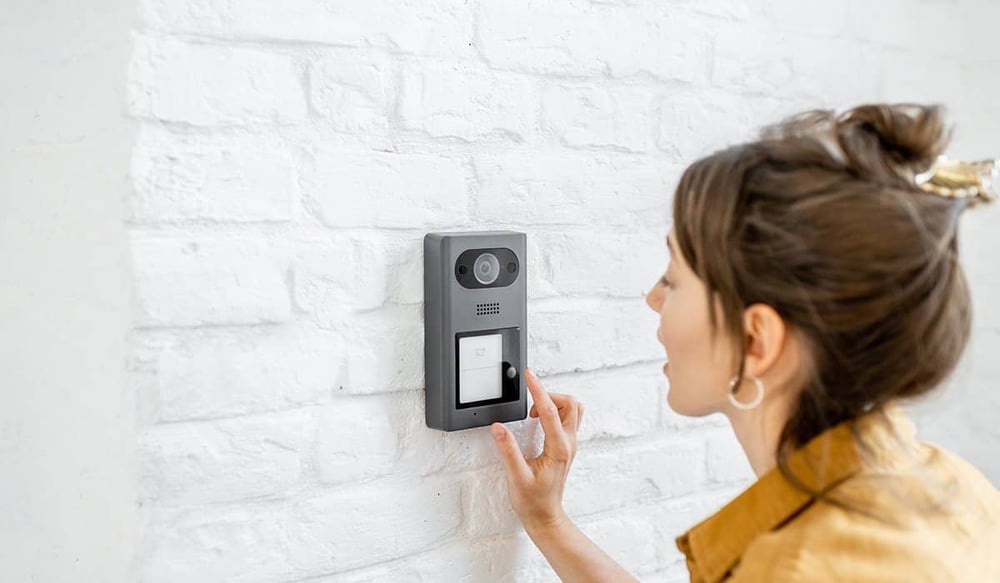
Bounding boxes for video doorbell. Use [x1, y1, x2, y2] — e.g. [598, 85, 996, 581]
[424, 231, 528, 431]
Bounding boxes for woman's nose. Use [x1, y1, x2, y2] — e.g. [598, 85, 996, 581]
[645, 285, 660, 313]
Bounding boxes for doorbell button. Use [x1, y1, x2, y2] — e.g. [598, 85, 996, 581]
[458, 334, 503, 404]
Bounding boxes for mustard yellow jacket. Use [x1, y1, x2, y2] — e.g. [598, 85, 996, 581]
[676, 404, 1000, 582]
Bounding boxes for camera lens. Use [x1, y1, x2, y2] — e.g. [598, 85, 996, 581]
[473, 252, 500, 285]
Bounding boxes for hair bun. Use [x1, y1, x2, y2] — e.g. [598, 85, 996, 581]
[835, 103, 950, 185]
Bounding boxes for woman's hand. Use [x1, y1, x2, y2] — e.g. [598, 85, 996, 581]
[491, 367, 584, 533]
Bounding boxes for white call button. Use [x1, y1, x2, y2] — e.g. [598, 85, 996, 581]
[458, 334, 503, 404]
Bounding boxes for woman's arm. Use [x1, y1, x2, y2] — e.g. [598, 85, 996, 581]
[524, 514, 639, 582]
[491, 369, 638, 582]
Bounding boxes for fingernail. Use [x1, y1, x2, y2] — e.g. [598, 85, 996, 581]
[491, 424, 504, 441]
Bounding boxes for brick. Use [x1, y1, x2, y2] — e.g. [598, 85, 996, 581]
[959, 60, 1000, 114]
[129, 126, 295, 223]
[667, 0, 763, 20]
[524, 235, 554, 302]
[314, 395, 400, 485]
[528, 298, 665, 375]
[342, 304, 425, 394]
[139, 0, 474, 58]
[131, 234, 291, 327]
[529, 229, 670, 299]
[151, 324, 342, 421]
[308, 542, 478, 582]
[371, 2, 475, 58]
[399, 62, 539, 142]
[291, 232, 423, 324]
[565, 437, 705, 518]
[128, 35, 306, 126]
[462, 468, 520, 538]
[319, 533, 580, 582]
[879, 51, 963, 107]
[710, 23, 779, 94]
[308, 50, 392, 140]
[577, 509, 659, 574]
[961, 1, 1000, 58]
[657, 89, 765, 162]
[305, 149, 470, 229]
[140, 478, 464, 581]
[848, 0, 962, 57]
[478, 0, 710, 83]
[139, 409, 314, 505]
[285, 478, 461, 573]
[713, 24, 879, 105]
[473, 150, 676, 228]
[542, 84, 658, 152]
[764, 0, 847, 36]
[541, 366, 662, 442]
[784, 37, 879, 106]
[391, 389, 455, 475]
[139, 503, 291, 583]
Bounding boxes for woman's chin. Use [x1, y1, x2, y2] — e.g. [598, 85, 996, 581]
[666, 387, 714, 417]
[665, 388, 688, 415]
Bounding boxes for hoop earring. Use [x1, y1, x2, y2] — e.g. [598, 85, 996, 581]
[726, 374, 765, 411]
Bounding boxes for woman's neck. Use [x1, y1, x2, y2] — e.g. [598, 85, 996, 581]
[726, 397, 795, 477]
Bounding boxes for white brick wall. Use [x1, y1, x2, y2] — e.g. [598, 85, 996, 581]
[127, 0, 1000, 581]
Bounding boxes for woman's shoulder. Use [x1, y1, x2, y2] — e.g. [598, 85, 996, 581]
[730, 442, 1000, 581]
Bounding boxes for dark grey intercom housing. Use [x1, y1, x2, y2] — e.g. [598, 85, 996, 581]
[424, 231, 527, 431]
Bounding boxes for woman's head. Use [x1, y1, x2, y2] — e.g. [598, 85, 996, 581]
[646, 103, 986, 451]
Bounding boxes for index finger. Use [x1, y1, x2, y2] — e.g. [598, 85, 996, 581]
[529, 392, 580, 429]
[525, 368, 571, 453]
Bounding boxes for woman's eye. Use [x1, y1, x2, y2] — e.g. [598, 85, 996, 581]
[659, 275, 673, 289]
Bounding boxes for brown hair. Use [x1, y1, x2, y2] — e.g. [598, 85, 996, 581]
[672, 103, 979, 505]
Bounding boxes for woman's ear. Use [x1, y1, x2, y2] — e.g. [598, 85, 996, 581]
[742, 303, 787, 379]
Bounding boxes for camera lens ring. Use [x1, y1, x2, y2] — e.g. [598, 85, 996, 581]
[473, 252, 501, 285]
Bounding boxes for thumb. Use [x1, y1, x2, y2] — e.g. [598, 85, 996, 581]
[491, 423, 531, 483]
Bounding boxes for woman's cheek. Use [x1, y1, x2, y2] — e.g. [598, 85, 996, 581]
[659, 299, 684, 349]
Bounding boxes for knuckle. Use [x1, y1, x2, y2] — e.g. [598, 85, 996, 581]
[550, 449, 570, 463]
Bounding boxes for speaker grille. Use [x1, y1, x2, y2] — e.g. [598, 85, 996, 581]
[475, 302, 501, 316]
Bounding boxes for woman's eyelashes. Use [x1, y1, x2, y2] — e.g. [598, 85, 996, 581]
[659, 274, 674, 289]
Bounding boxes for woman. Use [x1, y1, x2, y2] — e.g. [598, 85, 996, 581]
[490, 103, 1000, 581]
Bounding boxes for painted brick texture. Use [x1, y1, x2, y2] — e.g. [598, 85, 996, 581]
[127, 0, 1000, 580]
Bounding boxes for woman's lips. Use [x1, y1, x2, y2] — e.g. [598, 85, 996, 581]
[663, 362, 670, 374]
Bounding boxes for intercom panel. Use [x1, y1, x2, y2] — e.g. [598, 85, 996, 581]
[424, 231, 527, 431]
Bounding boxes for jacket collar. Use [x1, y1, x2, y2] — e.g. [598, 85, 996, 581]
[675, 404, 915, 583]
